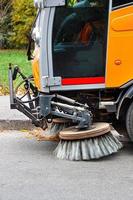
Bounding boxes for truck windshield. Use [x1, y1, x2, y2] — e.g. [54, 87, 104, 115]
[52, 0, 109, 80]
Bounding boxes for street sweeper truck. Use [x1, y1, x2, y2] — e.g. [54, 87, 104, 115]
[9, 0, 133, 160]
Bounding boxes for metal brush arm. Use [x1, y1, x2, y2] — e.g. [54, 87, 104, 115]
[51, 101, 91, 129]
[40, 95, 92, 129]
[8, 66, 47, 130]
[51, 101, 86, 112]
[55, 94, 88, 108]
[9, 65, 92, 129]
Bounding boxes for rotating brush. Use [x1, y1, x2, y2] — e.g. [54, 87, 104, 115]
[54, 123, 123, 161]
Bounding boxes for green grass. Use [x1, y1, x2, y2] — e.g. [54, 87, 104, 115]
[0, 50, 32, 92]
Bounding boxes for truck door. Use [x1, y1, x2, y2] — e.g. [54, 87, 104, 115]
[49, 0, 109, 91]
[106, 0, 133, 88]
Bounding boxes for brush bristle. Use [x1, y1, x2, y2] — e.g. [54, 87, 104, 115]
[45, 123, 68, 136]
[54, 133, 123, 161]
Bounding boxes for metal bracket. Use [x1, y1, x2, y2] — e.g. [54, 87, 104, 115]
[42, 76, 61, 87]
[34, 0, 65, 8]
[44, 0, 65, 7]
[8, 66, 47, 129]
[40, 94, 92, 129]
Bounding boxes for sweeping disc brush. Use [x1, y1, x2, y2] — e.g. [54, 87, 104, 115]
[55, 123, 123, 161]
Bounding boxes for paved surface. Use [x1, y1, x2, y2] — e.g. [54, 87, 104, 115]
[0, 96, 33, 130]
[0, 96, 28, 120]
[0, 131, 133, 200]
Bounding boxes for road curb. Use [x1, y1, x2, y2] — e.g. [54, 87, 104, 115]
[0, 120, 34, 131]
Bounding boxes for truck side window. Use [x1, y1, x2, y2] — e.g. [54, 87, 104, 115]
[52, 0, 109, 79]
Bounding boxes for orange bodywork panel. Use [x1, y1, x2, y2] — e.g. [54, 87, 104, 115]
[106, 6, 133, 88]
[32, 48, 41, 90]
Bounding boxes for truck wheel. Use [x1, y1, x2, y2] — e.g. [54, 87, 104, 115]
[126, 101, 133, 141]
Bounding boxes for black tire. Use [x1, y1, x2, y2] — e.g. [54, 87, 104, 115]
[126, 102, 133, 141]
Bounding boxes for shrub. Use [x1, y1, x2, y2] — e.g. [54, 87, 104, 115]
[11, 0, 36, 48]
[0, 0, 12, 48]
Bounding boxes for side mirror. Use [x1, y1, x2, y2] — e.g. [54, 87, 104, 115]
[34, 0, 65, 8]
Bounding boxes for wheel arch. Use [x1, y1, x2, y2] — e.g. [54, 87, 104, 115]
[117, 85, 133, 120]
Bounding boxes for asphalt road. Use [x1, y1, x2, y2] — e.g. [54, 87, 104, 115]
[0, 131, 133, 200]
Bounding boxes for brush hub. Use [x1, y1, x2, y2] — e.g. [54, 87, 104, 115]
[59, 123, 111, 140]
